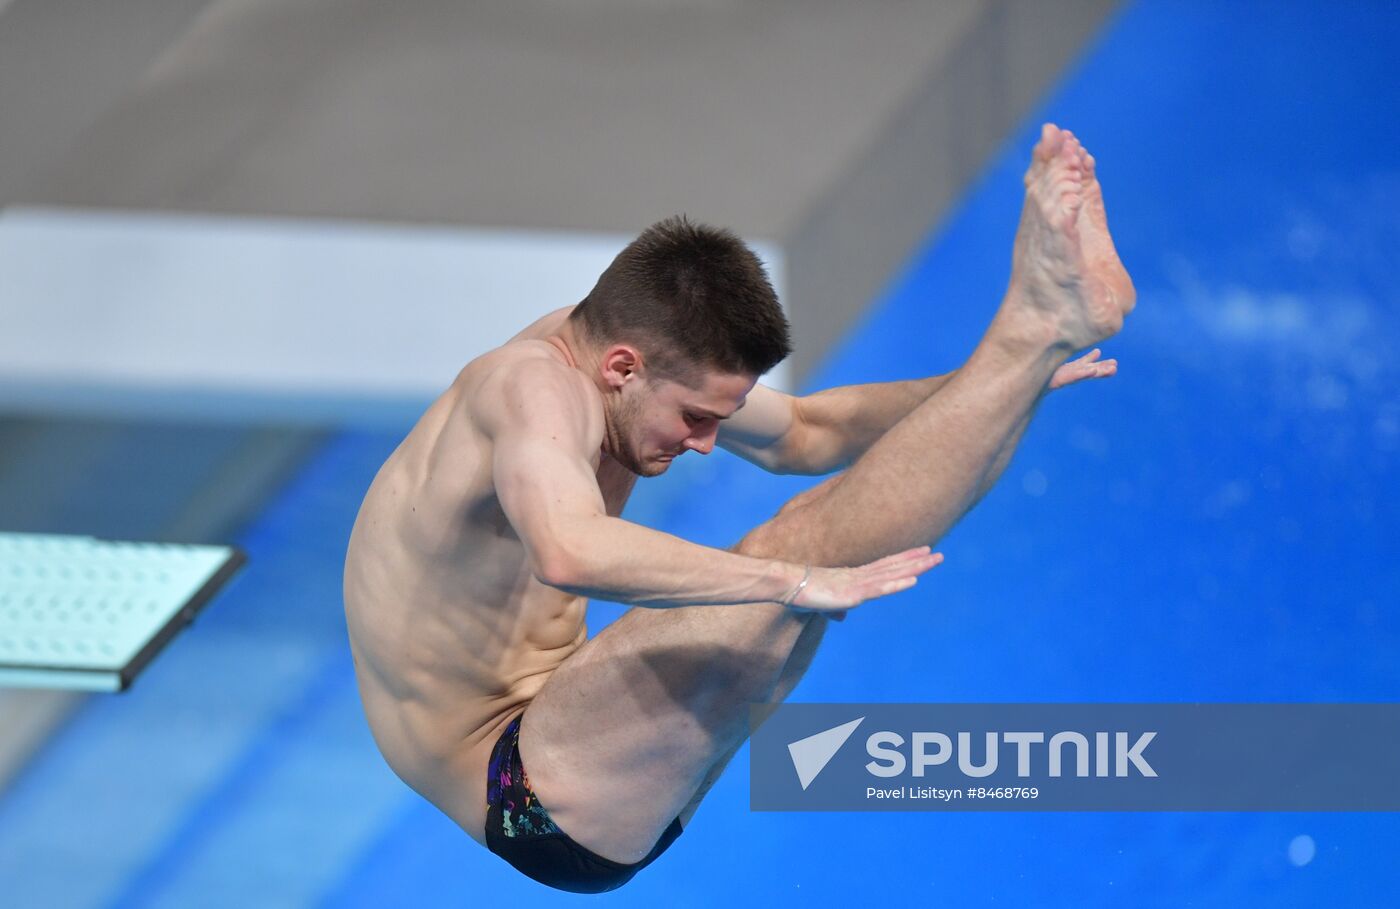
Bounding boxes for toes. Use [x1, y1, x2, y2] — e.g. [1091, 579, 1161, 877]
[1035, 123, 1064, 162]
[1049, 177, 1084, 226]
[1035, 124, 1092, 167]
[1051, 170, 1083, 196]
[1028, 125, 1095, 225]
[1030, 124, 1092, 182]
[1036, 159, 1084, 227]
[1058, 134, 1083, 163]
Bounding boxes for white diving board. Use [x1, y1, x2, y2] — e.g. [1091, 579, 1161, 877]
[0, 533, 245, 692]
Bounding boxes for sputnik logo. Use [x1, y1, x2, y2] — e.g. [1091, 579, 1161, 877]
[787, 717, 864, 790]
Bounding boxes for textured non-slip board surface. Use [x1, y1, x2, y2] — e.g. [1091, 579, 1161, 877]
[0, 414, 324, 786]
[0, 533, 245, 691]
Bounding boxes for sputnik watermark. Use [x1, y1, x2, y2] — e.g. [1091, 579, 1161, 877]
[751, 703, 1400, 811]
[863, 729, 1157, 779]
[787, 716, 1155, 804]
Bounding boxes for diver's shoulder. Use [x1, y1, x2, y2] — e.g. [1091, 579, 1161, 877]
[480, 339, 585, 390]
[459, 340, 597, 436]
[450, 337, 573, 392]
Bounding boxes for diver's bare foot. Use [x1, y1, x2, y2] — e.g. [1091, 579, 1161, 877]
[1006, 124, 1135, 350]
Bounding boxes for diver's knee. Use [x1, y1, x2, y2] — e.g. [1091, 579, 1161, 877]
[733, 522, 785, 559]
[776, 473, 845, 517]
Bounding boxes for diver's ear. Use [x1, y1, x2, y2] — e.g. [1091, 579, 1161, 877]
[599, 344, 643, 391]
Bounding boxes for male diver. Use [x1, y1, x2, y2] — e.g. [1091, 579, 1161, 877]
[344, 124, 1134, 892]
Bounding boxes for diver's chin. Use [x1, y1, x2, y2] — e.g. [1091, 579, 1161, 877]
[607, 447, 667, 478]
[639, 451, 680, 477]
[639, 458, 671, 477]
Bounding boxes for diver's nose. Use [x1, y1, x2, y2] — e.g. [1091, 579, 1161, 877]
[684, 425, 717, 455]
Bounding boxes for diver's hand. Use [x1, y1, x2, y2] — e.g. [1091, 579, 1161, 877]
[1050, 348, 1117, 390]
[785, 546, 942, 614]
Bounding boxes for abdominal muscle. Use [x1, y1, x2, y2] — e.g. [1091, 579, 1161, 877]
[343, 312, 596, 846]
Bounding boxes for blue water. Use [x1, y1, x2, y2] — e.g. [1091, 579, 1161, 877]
[2, 1, 1397, 905]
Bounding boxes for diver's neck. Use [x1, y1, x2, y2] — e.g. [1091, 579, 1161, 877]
[545, 323, 621, 462]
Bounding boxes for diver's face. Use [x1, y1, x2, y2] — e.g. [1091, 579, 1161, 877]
[611, 370, 755, 476]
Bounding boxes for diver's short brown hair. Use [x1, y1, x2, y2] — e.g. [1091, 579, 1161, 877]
[569, 216, 792, 383]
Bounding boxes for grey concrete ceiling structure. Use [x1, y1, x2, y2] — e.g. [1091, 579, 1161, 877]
[2, 0, 1119, 379]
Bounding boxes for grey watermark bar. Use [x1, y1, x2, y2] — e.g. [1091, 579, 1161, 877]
[748, 703, 1400, 811]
